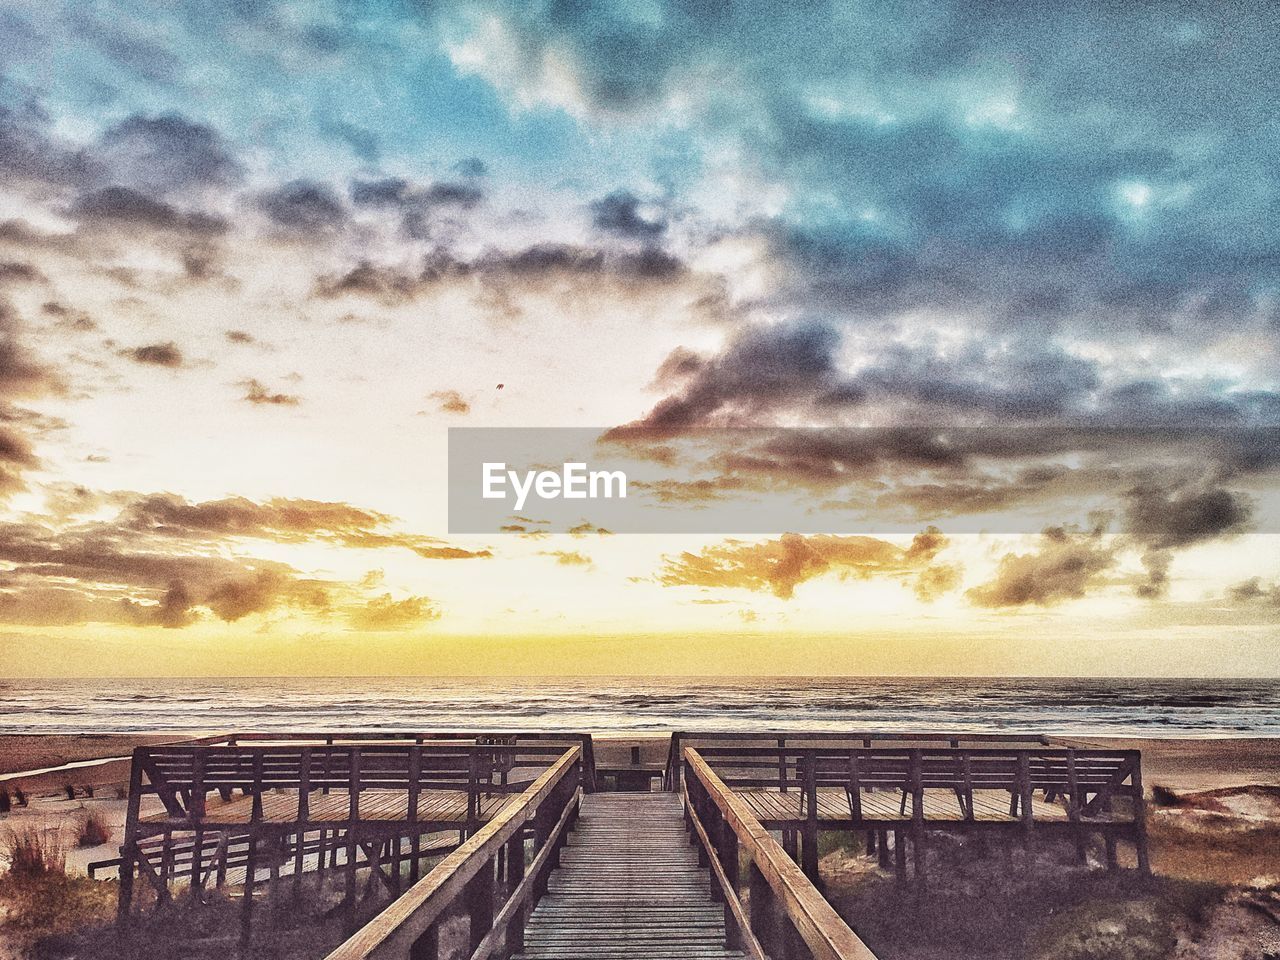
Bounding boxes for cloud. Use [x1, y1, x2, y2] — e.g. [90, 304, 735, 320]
[658, 528, 951, 599]
[96, 113, 242, 193]
[967, 525, 1116, 608]
[1227, 578, 1280, 607]
[1123, 481, 1252, 597]
[634, 319, 1129, 429]
[348, 175, 483, 239]
[429, 389, 470, 414]
[568, 522, 612, 537]
[0, 516, 317, 628]
[319, 118, 381, 162]
[258, 179, 349, 233]
[41, 301, 96, 331]
[0, 297, 61, 495]
[0, 261, 45, 285]
[241, 378, 301, 406]
[1124, 482, 1252, 551]
[541, 549, 592, 567]
[591, 190, 665, 238]
[225, 329, 255, 344]
[73, 186, 228, 235]
[113, 492, 491, 560]
[0, 490, 486, 628]
[314, 242, 688, 306]
[348, 593, 441, 630]
[120, 341, 184, 367]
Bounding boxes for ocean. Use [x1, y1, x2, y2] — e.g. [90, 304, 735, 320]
[1, 677, 1279, 736]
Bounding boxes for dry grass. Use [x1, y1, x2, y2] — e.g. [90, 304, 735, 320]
[77, 810, 112, 848]
[2, 822, 69, 878]
[821, 832, 1225, 960]
[0, 872, 116, 937]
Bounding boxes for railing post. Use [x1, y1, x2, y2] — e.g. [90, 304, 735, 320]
[716, 811, 741, 949]
[409, 924, 438, 960]
[1130, 753, 1150, 876]
[505, 829, 527, 951]
[802, 752, 820, 884]
[1066, 749, 1085, 864]
[409, 745, 422, 883]
[749, 860, 784, 959]
[466, 855, 495, 954]
[116, 750, 145, 928]
[910, 748, 926, 886]
[1017, 751, 1034, 867]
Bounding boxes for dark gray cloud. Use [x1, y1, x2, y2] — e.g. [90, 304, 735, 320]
[636, 318, 1280, 432]
[315, 242, 687, 306]
[258, 179, 349, 233]
[97, 113, 242, 193]
[348, 177, 483, 210]
[1124, 482, 1253, 552]
[73, 186, 228, 235]
[591, 190, 665, 239]
[348, 175, 484, 239]
[1123, 480, 1253, 598]
[968, 525, 1116, 608]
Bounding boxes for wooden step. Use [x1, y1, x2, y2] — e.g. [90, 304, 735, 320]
[512, 792, 741, 960]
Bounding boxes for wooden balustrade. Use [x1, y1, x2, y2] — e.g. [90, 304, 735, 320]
[664, 730, 1050, 790]
[683, 748, 880, 960]
[322, 745, 581, 960]
[689, 744, 1149, 882]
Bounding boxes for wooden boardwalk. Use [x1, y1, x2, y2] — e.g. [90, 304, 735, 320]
[514, 793, 744, 960]
[111, 732, 1148, 960]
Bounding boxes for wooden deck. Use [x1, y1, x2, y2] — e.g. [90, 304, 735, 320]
[112, 732, 1152, 960]
[515, 793, 743, 960]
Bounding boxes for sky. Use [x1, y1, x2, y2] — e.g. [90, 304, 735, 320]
[0, 0, 1277, 677]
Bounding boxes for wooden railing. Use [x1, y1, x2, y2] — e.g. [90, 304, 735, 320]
[664, 731, 1049, 790]
[684, 748, 879, 960]
[323, 745, 582, 960]
[190, 732, 597, 793]
[693, 744, 1149, 880]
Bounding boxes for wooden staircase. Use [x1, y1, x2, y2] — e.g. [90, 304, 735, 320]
[513, 792, 746, 960]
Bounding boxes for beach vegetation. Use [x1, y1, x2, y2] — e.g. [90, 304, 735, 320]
[76, 810, 111, 848]
[2, 822, 68, 878]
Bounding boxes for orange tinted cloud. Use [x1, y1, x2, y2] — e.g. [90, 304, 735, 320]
[348, 593, 441, 630]
[658, 529, 953, 600]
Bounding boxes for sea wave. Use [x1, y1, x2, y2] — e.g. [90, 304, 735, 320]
[0, 677, 1277, 736]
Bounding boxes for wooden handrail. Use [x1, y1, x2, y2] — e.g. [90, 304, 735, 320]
[685, 748, 879, 960]
[684, 788, 767, 960]
[323, 745, 581, 960]
[665, 730, 1051, 789]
